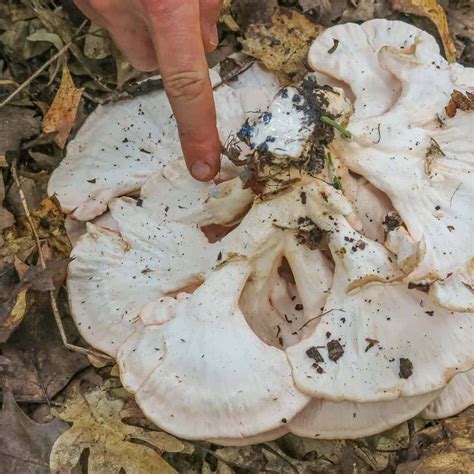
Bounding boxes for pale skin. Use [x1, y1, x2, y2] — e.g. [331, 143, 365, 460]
[74, 0, 222, 181]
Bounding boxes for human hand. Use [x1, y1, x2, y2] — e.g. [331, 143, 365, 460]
[74, 0, 222, 181]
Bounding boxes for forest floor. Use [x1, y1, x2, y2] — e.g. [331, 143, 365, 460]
[0, 0, 473, 472]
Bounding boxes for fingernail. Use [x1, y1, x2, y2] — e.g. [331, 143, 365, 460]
[191, 161, 213, 181]
[209, 25, 219, 48]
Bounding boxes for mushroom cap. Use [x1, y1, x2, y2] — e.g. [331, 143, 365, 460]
[48, 65, 279, 221]
[309, 19, 474, 289]
[67, 198, 214, 356]
[287, 200, 473, 402]
[239, 235, 333, 349]
[287, 280, 473, 402]
[117, 261, 309, 440]
[308, 19, 441, 118]
[421, 370, 474, 419]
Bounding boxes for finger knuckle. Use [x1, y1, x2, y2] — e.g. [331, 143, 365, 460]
[165, 71, 207, 102]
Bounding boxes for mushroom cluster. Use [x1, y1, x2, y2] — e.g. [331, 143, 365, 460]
[49, 20, 473, 443]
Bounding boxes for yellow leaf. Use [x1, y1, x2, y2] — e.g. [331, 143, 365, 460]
[391, 0, 457, 62]
[241, 8, 324, 82]
[50, 388, 189, 474]
[43, 66, 83, 149]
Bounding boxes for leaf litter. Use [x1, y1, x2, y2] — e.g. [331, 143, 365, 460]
[50, 386, 190, 474]
[0, 0, 472, 472]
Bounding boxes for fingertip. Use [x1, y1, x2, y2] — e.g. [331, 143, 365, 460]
[190, 154, 220, 181]
[191, 161, 212, 181]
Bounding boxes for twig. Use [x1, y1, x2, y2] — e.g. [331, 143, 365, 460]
[82, 90, 104, 105]
[298, 308, 345, 332]
[373, 123, 381, 144]
[402, 418, 420, 463]
[0, 20, 88, 109]
[449, 183, 462, 208]
[10, 162, 112, 361]
[212, 60, 256, 90]
[30, 351, 52, 408]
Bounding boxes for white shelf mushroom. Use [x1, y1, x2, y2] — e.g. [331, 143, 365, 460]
[49, 21, 473, 444]
[309, 19, 474, 293]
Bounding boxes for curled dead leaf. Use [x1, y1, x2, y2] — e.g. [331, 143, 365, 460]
[391, 0, 457, 62]
[42, 66, 83, 149]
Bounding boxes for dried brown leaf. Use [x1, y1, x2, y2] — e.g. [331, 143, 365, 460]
[0, 207, 14, 232]
[0, 193, 70, 342]
[0, 236, 33, 342]
[241, 8, 324, 81]
[42, 66, 83, 149]
[391, 0, 457, 62]
[0, 106, 40, 155]
[445, 90, 474, 117]
[20, 258, 69, 292]
[50, 387, 189, 474]
[6, 175, 42, 216]
[0, 303, 89, 400]
[0, 391, 68, 474]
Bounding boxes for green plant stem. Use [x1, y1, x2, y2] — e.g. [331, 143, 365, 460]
[321, 115, 352, 140]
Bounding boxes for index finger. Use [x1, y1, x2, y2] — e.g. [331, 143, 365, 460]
[145, 0, 221, 181]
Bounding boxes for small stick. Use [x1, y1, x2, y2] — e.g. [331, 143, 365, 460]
[212, 60, 256, 90]
[0, 20, 88, 109]
[298, 308, 345, 332]
[10, 162, 112, 361]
